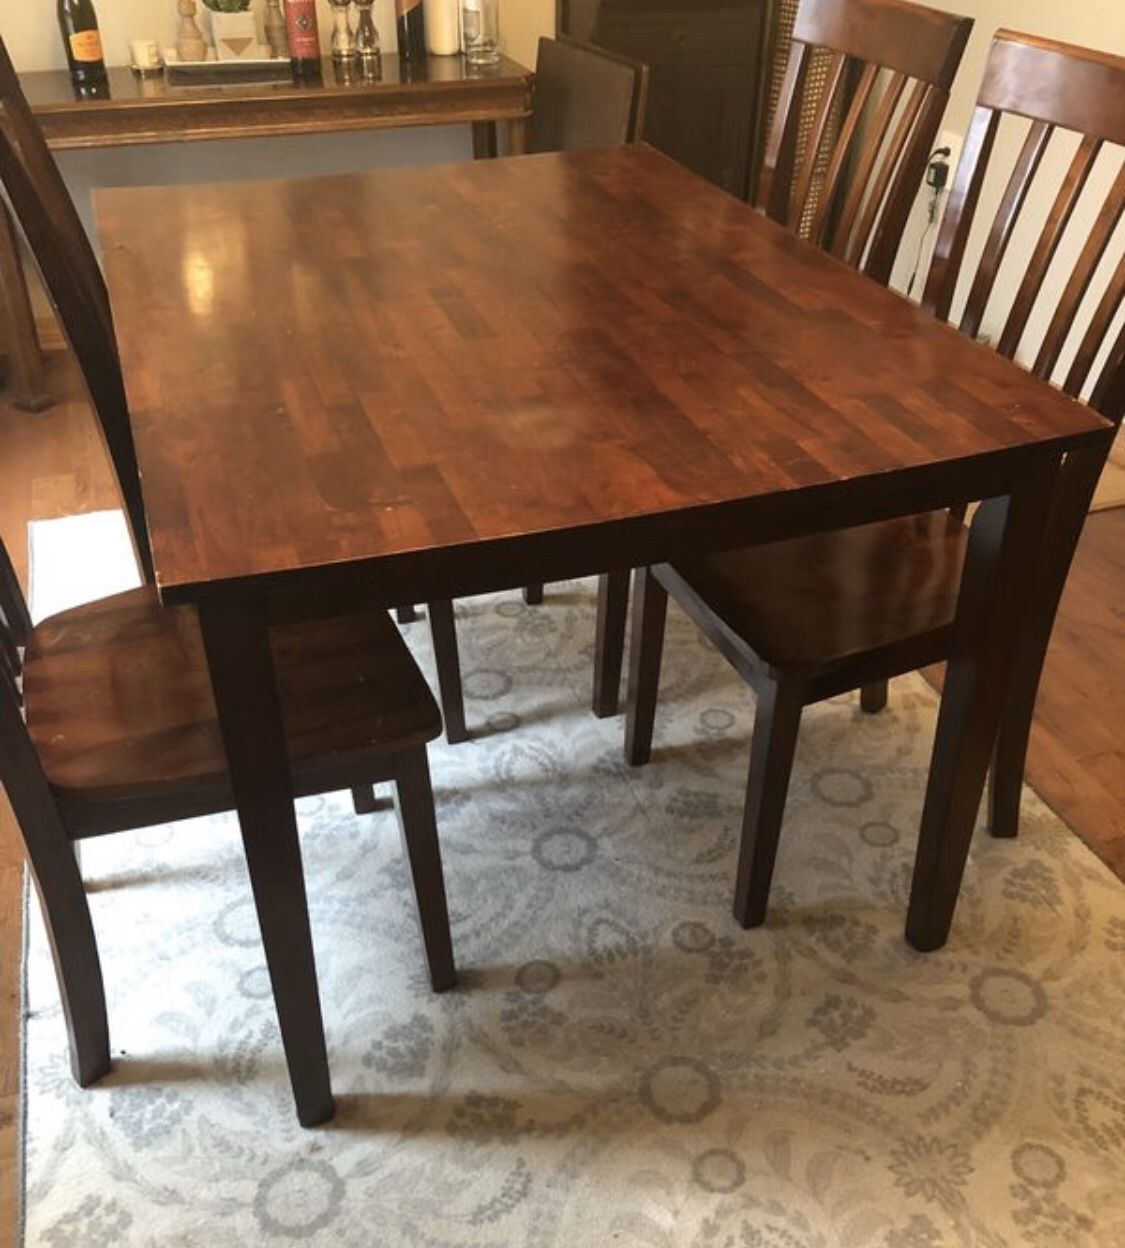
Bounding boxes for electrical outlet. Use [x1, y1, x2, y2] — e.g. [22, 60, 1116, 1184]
[939, 129, 963, 180]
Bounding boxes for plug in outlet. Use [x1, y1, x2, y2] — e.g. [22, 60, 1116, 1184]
[938, 129, 963, 182]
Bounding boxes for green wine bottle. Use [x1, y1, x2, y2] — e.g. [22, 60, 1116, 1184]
[57, 0, 107, 85]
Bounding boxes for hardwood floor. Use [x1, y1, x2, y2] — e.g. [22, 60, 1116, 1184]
[0, 351, 1123, 1234]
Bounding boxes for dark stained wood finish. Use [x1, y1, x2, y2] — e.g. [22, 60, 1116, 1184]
[335, 33, 652, 731]
[0, 35, 154, 581]
[95, 144, 1108, 956]
[623, 31, 1124, 941]
[920, 30, 1125, 841]
[0, 200, 49, 412]
[592, 0, 975, 720]
[7, 352, 1125, 1227]
[757, 0, 972, 283]
[18, 56, 533, 150]
[530, 36, 649, 154]
[1, 530, 455, 1126]
[97, 146, 1102, 608]
[0, 49, 531, 412]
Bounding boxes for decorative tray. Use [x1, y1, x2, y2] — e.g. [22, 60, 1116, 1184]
[162, 47, 292, 86]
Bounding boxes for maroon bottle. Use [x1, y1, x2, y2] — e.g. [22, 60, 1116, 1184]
[284, 0, 322, 78]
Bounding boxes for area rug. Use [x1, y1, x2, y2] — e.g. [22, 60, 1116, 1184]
[20, 514, 1125, 1247]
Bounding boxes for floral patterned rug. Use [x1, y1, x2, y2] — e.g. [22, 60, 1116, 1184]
[20, 514, 1125, 1246]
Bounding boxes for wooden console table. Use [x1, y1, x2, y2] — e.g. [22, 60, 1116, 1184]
[0, 54, 532, 411]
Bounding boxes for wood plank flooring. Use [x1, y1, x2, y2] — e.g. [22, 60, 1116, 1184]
[0, 351, 1122, 1238]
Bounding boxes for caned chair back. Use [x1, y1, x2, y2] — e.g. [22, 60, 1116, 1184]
[0, 36, 154, 580]
[530, 36, 649, 154]
[924, 30, 1125, 423]
[757, 0, 973, 284]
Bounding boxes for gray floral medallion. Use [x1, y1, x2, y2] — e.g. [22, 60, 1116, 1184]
[21, 579, 1125, 1246]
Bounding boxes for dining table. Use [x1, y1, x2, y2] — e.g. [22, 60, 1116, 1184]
[92, 142, 1113, 1126]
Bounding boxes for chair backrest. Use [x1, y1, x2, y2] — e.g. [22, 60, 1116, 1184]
[0, 36, 154, 582]
[757, 0, 973, 285]
[0, 533, 31, 709]
[530, 36, 649, 154]
[924, 30, 1125, 424]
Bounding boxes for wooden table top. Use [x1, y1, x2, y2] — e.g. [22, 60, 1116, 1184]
[21, 55, 532, 149]
[95, 144, 1108, 606]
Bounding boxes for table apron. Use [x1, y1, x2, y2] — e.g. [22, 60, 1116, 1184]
[39, 93, 532, 150]
[151, 438, 1090, 619]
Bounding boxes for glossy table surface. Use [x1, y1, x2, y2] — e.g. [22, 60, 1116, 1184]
[94, 144, 1106, 606]
[93, 142, 1113, 1123]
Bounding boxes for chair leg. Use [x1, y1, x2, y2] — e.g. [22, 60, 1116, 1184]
[27, 842, 110, 1087]
[393, 749, 456, 993]
[624, 567, 668, 766]
[987, 653, 1043, 839]
[396, 605, 418, 624]
[860, 680, 888, 713]
[523, 584, 544, 605]
[592, 570, 630, 719]
[427, 599, 468, 744]
[351, 785, 391, 815]
[733, 678, 805, 929]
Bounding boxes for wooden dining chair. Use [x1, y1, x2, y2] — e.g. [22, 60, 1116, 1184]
[529, 35, 649, 155]
[1, 37, 457, 1122]
[402, 35, 651, 730]
[0, 527, 456, 1116]
[623, 28, 1124, 931]
[0, 36, 153, 584]
[543, 0, 973, 724]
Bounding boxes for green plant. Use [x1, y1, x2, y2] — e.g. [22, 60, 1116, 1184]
[202, 0, 251, 12]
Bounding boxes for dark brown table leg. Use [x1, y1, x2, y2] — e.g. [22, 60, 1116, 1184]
[471, 120, 498, 159]
[197, 593, 334, 1127]
[988, 435, 1114, 837]
[506, 118, 528, 155]
[592, 570, 629, 718]
[0, 200, 51, 413]
[905, 454, 1059, 952]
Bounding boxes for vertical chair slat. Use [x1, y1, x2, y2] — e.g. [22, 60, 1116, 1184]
[1064, 252, 1125, 400]
[924, 105, 1001, 321]
[828, 69, 908, 258]
[865, 83, 951, 284]
[959, 120, 1054, 340]
[1089, 317, 1125, 419]
[843, 76, 927, 269]
[788, 50, 849, 231]
[758, 41, 813, 222]
[1034, 160, 1125, 382]
[808, 60, 879, 247]
[996, 133, 1104, 359]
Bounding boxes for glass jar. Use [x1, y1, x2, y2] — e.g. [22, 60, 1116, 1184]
[460, 0, 499, 65]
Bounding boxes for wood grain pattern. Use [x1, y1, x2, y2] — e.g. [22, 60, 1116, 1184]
[19, 56, 533, 150]
[95, 145, 1107, 611]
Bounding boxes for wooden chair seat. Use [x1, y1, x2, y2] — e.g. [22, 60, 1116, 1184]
[668, 512, 965, 673]
[24, 588, 442, 808]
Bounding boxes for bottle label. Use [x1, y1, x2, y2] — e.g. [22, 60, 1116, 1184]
[69, 30, 103, 63]
[395, 0, 421, 15]
[284, 0, 320, 59]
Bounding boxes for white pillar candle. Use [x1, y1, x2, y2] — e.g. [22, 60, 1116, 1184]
[424, 0, 460, 55]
